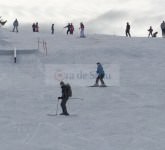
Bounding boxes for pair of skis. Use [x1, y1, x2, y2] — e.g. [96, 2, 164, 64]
[87, 85, 108, 87]
[47, 85, 108, 117]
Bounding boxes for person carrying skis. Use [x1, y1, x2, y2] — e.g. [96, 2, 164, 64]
[148, 26, 153, 37]
[125, 22, 131, 37]
[64, 23, 71, 35]
[94, 62, 106, 87]
[160, 21, 165, 38]
[13, 18, 19, 32]
[58, 81, 71, 116]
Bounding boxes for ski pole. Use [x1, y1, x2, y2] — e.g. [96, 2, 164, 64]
[67, 101, 70, 112]
[56, 99, 59, 115]
[70, 97, 84, 101]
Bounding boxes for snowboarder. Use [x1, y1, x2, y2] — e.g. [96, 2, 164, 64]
[152, 32, 158, 38]
[32, 23, 36, 32]
[79, 22, 85, 38]
[148, 26, 153, 37]
[13, 19, 19, 32]
[125, 22, 131, 37]
[160, 21, 165, 38]
[94, 62, 106, 87]
[70, 23, 74, 35]
[51, 24, 54, 34]
[64, 23, 71, 35]
[58, 81, 72, 116]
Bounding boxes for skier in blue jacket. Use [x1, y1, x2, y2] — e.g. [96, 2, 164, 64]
[94, 62, 105, 86]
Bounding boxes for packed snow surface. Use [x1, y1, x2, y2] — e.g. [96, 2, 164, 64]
[0, 27, 165, 150]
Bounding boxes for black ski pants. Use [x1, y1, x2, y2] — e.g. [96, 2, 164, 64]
[96, 74, 105, 85]
[61, 97, 69, 114]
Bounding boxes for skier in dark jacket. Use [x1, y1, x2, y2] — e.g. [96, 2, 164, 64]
[13, 19, 19, 32]
[160, 21, 165, 38]
[64, 23, 71, 35]
[125, 22, 131, 37]
[51, 24, 54, 34]
[58, 81, 69, 116]
[94, 62, 105, 86]
[32, 23, 36, 32]
[148, 26, 153, 37]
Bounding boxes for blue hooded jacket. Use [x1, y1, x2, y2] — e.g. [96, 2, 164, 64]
[96, 63, 105, 76]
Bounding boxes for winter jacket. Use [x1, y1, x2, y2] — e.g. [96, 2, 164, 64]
[96, 64, 105, 76]
[13, 19, 18, 26]
[61, 85, 69, 99]
[80, 23, 84, 29]
[161, 22, 165, 29]
[126, 24, 130, 31]
[148, 28, 153, 33]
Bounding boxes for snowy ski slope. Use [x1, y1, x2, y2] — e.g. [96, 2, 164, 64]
[0, 27, 165, 150]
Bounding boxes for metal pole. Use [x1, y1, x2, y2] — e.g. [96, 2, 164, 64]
[55, 100, 59, 115]
[70, 97, 84, 101]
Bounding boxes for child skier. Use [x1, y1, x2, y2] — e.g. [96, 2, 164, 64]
[148, 26, 153, 37]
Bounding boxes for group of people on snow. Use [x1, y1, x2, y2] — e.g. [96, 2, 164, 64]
[1, 17, 165, 38]
[147, 26, 158, 38]
[125, 21, 165, 38]
[32, 22, 39, 32]
[126, 22, 158, 38]
[63, 22, 85, 37]
[58, 62, 106, 116]
[64, 23, 74, 35]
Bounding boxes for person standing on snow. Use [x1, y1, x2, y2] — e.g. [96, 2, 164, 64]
[160, 21, 165, 38]
[32, 23, 36, 32]
[70, 23, 74, 35]
[94, 62, 106, 87]
[51, 24, 54, 34]
[125, 22, 131, 37]
[148, 26, 153, 37]
[58, 81, 70, 116]
[79, 22, 85, 38]
[35, 22, 39, 32]
[13, 19, 19, 32]
[64, 23, 71, 35]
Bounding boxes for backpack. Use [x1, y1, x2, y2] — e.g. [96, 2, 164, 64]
[66, 83, 72, 97]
